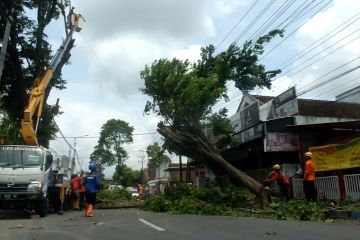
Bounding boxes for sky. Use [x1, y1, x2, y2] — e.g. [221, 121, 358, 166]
[45, 0, 360, 178]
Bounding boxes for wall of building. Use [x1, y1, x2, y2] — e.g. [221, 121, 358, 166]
[295, 116, 359, 125]
[336, 86, 360, 103]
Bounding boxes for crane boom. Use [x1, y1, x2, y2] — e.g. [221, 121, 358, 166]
[21, 11, 83, 146]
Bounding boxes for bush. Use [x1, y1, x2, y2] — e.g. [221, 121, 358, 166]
[268, 199, 326, 221]
[142, 183, 256, 216]
[142, 195, 171, 212]
[98, 188, 132, 201]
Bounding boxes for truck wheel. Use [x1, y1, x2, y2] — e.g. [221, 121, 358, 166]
[37, 198, 48, 217]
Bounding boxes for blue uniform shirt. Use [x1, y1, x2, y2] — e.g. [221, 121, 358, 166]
[84, 173, 100, 193]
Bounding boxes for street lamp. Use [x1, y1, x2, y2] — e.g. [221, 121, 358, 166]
[71, 134, 89, 172]
[138, 150, 146, 184]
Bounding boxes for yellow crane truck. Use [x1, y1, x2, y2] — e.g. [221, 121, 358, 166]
[0, 5, 83, 217]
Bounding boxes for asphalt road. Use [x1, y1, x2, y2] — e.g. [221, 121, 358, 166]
[0, 209, 359, 240]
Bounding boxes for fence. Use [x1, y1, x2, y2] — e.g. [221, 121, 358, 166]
[245, 168, 360, 201]
[344, 174, 360, 201]
[293, 174, 360, 201]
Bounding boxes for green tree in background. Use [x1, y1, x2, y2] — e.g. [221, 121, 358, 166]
[0, 0, 75, 146]
[113, 165, 141, 187]
[141, 30, 283, 205]
[90, 119, 134, 177]
[146, 142, 171, 168]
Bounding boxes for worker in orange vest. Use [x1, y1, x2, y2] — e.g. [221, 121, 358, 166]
[70, 174, 81, 210]
[264, 164, 290, 201]
[301, 152, 317, 202]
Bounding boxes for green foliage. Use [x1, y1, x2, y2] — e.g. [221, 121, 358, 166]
[143, 185, 344, 221]
[142, 194, 172, 212]
[112, 165, 142, 187]
[98, 189, 132, 201]
[140, 30, 282, 158]
[142, 183, 256, 216]
[146, 142, 171, 168]
[90, 119, 134, 168]
[266, 199, 327, 221]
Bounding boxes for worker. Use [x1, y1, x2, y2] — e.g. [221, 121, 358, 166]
[79, 172, 86, 211]
[70, 174, 81, 210]
[83, 162, 100, 217]
[301, 152, 317, 202]
[264, 164, 290, 201]
[138, 184, 144, 196]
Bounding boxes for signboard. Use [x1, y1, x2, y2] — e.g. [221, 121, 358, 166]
[240, 102, 260, 130]
[272, 87, 298, 118]
[310, 138, 360, 171]
[273, 87, 296, 107]
[265, 132, 298, 152]
[233, 123, 263, 144]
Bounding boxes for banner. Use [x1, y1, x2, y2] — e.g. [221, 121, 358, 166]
[310, 138, 360, 171]
[265, 132, 298, 152]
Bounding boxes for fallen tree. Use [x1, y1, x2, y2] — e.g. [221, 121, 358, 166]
[141, 30, 283, 206]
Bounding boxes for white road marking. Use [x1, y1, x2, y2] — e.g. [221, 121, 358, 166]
[138, 218, 165, 231]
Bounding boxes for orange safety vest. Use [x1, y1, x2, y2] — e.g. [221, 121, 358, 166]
[71, 177, 81, 191]
[264, 171, 289, 185]
[304, 160, 316, 181]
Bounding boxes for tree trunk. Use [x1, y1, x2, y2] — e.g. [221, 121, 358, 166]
[158, 123, 269, 207]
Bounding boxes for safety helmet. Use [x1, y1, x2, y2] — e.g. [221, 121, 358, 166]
[304, 152, 313, 158]
[272, 164, 281, 170]
[88, 162, 97, 171]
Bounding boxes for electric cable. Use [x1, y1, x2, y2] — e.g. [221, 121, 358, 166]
[215, 0, 260, 50]
[248, 0, 296, 41]
[234, 0, 277, 43]
[284, 31, 360, 78]
[260, 0, 333, 60]
[277, 12, 360, 69]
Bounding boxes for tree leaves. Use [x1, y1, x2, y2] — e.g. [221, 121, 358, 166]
[146, 142, 171, 168]
[140, 31, 283, 198]
[90, 119, 134, 169]
[0, 1, 72, 147]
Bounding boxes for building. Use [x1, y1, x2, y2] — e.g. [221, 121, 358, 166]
[336, 86, 360, 103]
[146, 161, 170, 194]
[225, 87, 360, 182]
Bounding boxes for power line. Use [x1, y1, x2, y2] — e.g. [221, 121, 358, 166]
[297, 64, 360, 97]
[277, 12, 360, 70]
[234, 0, 277, 43]
[273, 0, 313, 29]
[53, 120, 73, 149]
[260, 0, 333, 60]
[248, 0, 296, 42]
[54, 132, 158, 138]
[312, 73, 360, 100]
[215, 0, 260, 50]
[295, 56, 360, 94]
[284, 30, 360, 78]
[282, 0, 318, 29]
[78, 33, 160, 145]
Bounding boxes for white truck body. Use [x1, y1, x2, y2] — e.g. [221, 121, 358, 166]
[0, 145, 61, 216]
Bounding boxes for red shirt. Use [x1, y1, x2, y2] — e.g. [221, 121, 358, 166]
[264, 171, 289, 185]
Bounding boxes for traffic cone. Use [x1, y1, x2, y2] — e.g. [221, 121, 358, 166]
[86, 204, 93, 217]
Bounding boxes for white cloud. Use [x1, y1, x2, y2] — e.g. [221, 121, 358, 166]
[72, 0, 216, 41]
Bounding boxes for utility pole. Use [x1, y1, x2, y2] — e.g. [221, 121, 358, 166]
[0, 1, 12, 81]
[71, 135, 89, 173]
[179, 155, 183, 182]
[138, 150, 146, 184]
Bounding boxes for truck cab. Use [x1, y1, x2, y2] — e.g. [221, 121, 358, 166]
[0, 145, 53, 216]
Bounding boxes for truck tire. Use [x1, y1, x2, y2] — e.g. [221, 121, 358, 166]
[37, 198, 48, 217]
